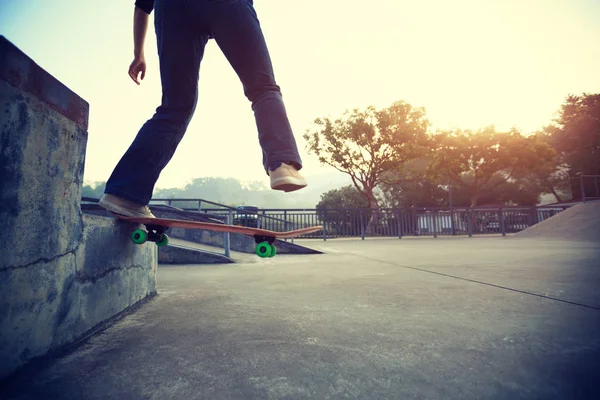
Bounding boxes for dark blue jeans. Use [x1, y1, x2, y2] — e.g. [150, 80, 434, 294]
[105, 0, 302, 205]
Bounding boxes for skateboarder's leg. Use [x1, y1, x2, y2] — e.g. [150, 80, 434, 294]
[208, 1, 306, 191]
[103, 0, 209, 207]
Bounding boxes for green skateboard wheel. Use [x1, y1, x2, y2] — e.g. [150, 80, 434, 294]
[256, 242, 271, 258]
[132, 229, 147, 245]
[157, 233, 169, 247]
[268, 245, 277, 258]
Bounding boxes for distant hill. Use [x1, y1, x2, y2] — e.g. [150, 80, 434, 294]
[274, 172, 352, 208]
[235, 172, 352, 209]
[83, 171, 352, 209]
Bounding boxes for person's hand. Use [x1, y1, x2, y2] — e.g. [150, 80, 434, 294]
[128, 57, 146, 85]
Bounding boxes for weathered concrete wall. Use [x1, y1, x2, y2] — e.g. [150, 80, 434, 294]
[0, 36, 157, 380]
[0, 40, 87, 276]
[0, 215, 157, 379]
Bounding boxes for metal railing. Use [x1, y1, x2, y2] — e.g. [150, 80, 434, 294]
[149, 197, 297, 241]
[82, 196, 575, 259]
[251, 206, 569, 239]
[150, 199, 571, 240]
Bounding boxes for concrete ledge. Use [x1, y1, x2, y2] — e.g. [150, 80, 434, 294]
[0, 80, 87, 273]
[0, 215, 157, 380]
[0, 37, 157, 381]
[0, 36, 89, 130]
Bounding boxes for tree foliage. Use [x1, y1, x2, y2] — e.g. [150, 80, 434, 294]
[544, 93, 600, 200]
[315, 186, 371, 236]
[304, 101, 430, 208]
[316, 185, 369, 210]
[547, 93, 600, 175]
[380, 180, 448, 208]
[508, 134, 571, 203]
[447, 174, 541, 206]
[428, 127, 555, 206]
[378, 157, 447, 207]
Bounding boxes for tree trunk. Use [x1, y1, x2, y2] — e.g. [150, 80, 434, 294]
[470, 193, 479, 207]
[367, 197, 379, 209]
[550, 187, 563, 203]
[365, 191, 379, 235]
[469, 177, 479, 207]
[466, 193, 479, 233]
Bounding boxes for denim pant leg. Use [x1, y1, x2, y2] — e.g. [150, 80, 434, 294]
[207, 0, 303, 175]
[104, 0, 209, 204]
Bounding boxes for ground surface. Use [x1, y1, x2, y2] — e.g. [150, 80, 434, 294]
[2, 236, 599, 399]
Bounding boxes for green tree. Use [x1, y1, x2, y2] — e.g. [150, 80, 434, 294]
[316, 185, 369, 236]
[316, 185, 369, 209]
[429, 127, 555, 206]
[544, 93, 600, 200]
[378, 157, 448, 208]
[380, 180, 448, 208]
[304, 101, 430, 210]
[509, 143, 571, 203]
[447, 174, 541, 206]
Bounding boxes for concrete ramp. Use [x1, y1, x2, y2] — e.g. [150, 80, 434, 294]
[515, 201, 600, 242]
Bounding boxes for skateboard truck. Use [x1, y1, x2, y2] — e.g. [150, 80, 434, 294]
[131, 224, 170, 247]
[253, 235, 277, 258]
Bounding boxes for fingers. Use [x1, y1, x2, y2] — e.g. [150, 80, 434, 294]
[129, 68, 140, 85]
[128, 60, 146, 85]
[128, 62, 140, 85]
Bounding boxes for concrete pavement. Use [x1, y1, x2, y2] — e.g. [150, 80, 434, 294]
[2, 237, 599, 399]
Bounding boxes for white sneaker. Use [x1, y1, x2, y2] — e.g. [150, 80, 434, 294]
[269, 163, 307, 192]
[98, 194, 156, 218]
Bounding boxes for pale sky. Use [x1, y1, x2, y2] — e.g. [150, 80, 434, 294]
[1, 0, 599, 189]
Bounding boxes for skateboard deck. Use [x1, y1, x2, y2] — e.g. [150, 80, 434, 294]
[114, 214, 322, 258]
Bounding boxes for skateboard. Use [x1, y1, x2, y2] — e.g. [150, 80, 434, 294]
[114, 214, 323, 258]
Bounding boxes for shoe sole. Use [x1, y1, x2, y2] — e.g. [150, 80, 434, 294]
[270, 176, 307, 192]
[98, 198, 156, 219]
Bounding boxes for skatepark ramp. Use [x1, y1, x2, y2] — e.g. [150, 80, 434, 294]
[514, 201, 600, 242]
[0, 36, 157, 381]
